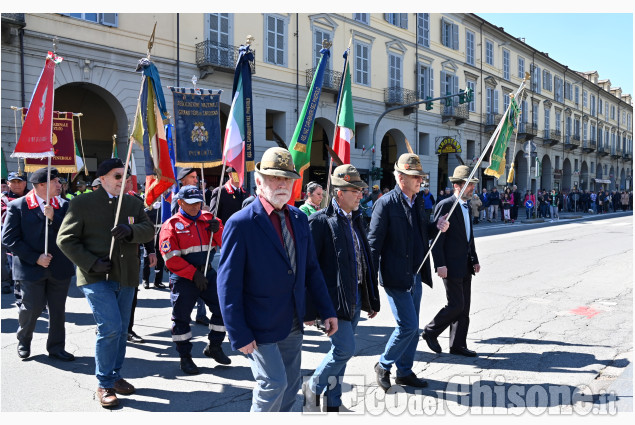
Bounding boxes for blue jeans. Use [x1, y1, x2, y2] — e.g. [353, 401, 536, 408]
[80, 280, 136, 389]
[247, 319, 302, 412]
[379, 274, 422, 378]
[309, 305, 361, 408]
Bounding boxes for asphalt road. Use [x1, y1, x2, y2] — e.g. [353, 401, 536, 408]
[1, 212, 632, 417]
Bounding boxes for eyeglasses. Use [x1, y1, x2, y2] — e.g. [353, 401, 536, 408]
[112, 173, 130, 180]
[340, 189, 363, 196]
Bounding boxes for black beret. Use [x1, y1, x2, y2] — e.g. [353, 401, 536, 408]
[176, 167, 197, 181]
[97, 158, 124, 177]
[29, 167, 59, 184]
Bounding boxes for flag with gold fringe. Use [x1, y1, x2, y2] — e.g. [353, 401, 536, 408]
[484, 97, 520, 179]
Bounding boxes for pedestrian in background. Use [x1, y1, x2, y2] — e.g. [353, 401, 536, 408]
[501, 193, 511, 223]
[470, 194, 482, 224]
[299, 181, 323, 217]
[524, 191, 535, 219]
[421, 186, 435, 221]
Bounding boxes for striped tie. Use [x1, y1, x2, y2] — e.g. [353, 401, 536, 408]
[276, 210, 296, 275]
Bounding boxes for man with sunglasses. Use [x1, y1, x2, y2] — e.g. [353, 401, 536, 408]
[368, 153, 448, 392]
[57, 157, 154, 408]
[303, 164, 380, 412]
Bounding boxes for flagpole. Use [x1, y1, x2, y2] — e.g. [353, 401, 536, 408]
[416, 75, 529, 275]
[107, 24, 156, 271]
[323, 40, 350, 208]
[44, 156, 51, 256]
[203, 159, 228, 275]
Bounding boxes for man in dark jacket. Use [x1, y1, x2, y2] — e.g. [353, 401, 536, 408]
[478, 187, 489, 222]
[422, 166, 480, 357]
[303, 164, 380, 412]
[488, 187, 501, 221]
[2, 171, 28, 294]
[57, 158, 154, 408]
[368, 153, 448, 392]
[2, 167, 75, 361]
[421, 186, 435, 220]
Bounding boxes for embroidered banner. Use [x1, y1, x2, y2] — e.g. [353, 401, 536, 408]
[23, 109, 78, 173]
[171, 87, 223, 168]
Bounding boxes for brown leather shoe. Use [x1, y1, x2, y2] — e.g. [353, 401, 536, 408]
[113, 378, 135, 395]
[97, 387, 119, 408]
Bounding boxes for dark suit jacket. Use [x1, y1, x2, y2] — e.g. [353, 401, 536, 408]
[217, 197, 336, 351]
[2, 192, 74, 281]
[431, 194, 479, 279]
[368, 185, 437, 289]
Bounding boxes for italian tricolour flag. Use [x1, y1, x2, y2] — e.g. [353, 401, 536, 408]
[223, 75, 246, 188]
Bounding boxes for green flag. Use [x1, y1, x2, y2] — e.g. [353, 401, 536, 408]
[484, 97, 520, 178]
[1, 150, 8, 180]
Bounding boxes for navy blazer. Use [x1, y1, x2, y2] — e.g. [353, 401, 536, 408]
[2, 193, 75, 281]
[217, 197, 337, 351]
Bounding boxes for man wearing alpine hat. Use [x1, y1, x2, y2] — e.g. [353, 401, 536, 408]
[368, 153, 449, 392]
[217, 147, 338, 412]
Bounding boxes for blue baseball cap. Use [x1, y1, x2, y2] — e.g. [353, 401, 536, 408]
[7, 172, 27, 182]
[176, 185, 204, 204]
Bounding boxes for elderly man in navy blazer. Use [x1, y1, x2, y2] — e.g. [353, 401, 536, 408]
[2, 167, 75, 361]
[217, 147, 338, 412]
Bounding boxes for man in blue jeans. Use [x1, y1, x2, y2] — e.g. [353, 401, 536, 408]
[368, 153, 448, 392]
[304, 165, 380, 412]
[57, 158, 153, 408]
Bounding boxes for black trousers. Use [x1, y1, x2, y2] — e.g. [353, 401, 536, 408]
[16, 276, 71, 354]
[423, 275, 472, 350]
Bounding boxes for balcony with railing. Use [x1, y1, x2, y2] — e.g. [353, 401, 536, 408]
[564, 134, 581, 151]
[517, 122, 538, 141]
[611, 147, 622, 159]
[441, 103, 469, 125]
[596, 145, 609, 156]
[582, 138, 596, 153]
[484, 113, 502, 133]
[384, 87, 418, 107]
[195, 40, 256, 79]
[623, 151, 632, 161]
[543, 129, 561, 146]
[306, 68, 342, 94]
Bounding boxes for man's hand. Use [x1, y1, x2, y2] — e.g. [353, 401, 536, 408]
[473, 264, 481, 273]
[206, 217, 220, 234]
[436, 266, 448, 279]
[304, 321, 315, 326]
[148, 253, 157, 268]
[238, 340, 258, 355]
[437, 213, 449, 232]
[368, 310, 378, 319]
[322, 317, 338, 337]
[192, 269, 208, 291]
[111, 224, 132, 240]
[36, 253, 53, 268]
[43, 204, 54, 221]
[91, 257, 112, 273]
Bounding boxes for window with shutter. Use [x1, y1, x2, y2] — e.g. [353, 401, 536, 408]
[354, 41, 370, 86]
[503, 50, 510, 80]
[485, 40, 493, 65]
[265, 15, 286, 66]
[452, 23, 459, 50]
[466, 29, 474, 66]
[418, 13, 429, 47]
[354, 14, 369, 24]
[518, 57, 525, 78]
[467, 80, 476, 112]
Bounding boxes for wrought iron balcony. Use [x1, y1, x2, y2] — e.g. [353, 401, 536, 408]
[195, 40, 255, 79]
[543, 129, 561, 146]
[564, 134, 580, 151]
[611, 148, 622, 159]
[623, 152, 632, 160]
[305, 68, 342, 94]
[384, 87, 418, 107]
[582, 139, 596, 153]
[517, 122, 538, 141]
[441, 103, 469, 125]
[596, 145, 609, 156]
[484, 113, 502, 133]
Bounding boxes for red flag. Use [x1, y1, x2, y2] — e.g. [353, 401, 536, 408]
[12, 52, 63, 159]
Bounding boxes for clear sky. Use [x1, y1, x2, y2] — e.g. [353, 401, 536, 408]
[477, 13, 633, 97]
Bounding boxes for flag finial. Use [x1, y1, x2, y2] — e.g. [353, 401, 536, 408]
[322, 39, 332, 49]
[147, 22, 157, 58]
[245, 35, 255, 45]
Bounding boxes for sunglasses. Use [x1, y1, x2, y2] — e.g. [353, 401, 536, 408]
[112, 173, 130, 180]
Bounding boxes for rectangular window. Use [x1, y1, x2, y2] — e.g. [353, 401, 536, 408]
[590, 95, 596, 115]
[354, 13, 369, 25]
[485, 40, 493, 65]
[206, 13, 232, 67]
[544, 108, 550, 134]
[441, 71, 459, 106]
[555, 77, 563, 103]
[354, 41, 370, 86]
[542, 69, 552, 91]
[565, 81, 572, 101]
[65, 13, 117, 27]
[466, 80, 476, 112]
[385, 13, 408, 29]
[555, 111, 561, 132]
[314, 28, 333, 68]
[502, 49, 510, 80]
[532, 102, 539, 127]
[265, 15, 286, 66]
[574, 118, 580, 138]
[518, 56, 525, 78]
[418, 65, 433, 100]
[583, 90, 588, 108]
[583, 122, 588, 141]
[531, 65, 541, 94]
[611, 105, 615, 120]
[503, 91, 510, 113]
[486, 87, 499, 123]
[599, 99, 603, 115]
[465, 29, 475, 66]
[417, 13, 430, 47]
[389, 53, 402, 89]
[442, 18, 459, 50]
[574, 86, 579, 105]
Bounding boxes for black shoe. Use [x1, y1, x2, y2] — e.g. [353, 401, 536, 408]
[449, 347, 477, 357]
[180, 356, 200, 375]
[422, 332, 442, 353]
[374, 362, 391, 392]
[203, 343, 231, 365]
[17, 343, 30, 359]
[154, 282, 167, 289]
[302, 380, 320, 412]
[127, 331, 145, 343]
[142, 281, 150, 289]
[395, 373, 428, 388]
[326, 406, 340, 412]
[195, 316, 210, 326]
[48, 350, 75, 361]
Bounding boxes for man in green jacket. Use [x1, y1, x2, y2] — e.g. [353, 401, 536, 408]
[57, 158, 153, 408]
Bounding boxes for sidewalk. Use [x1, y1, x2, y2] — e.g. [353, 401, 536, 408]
[472, 208, 632, 231]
